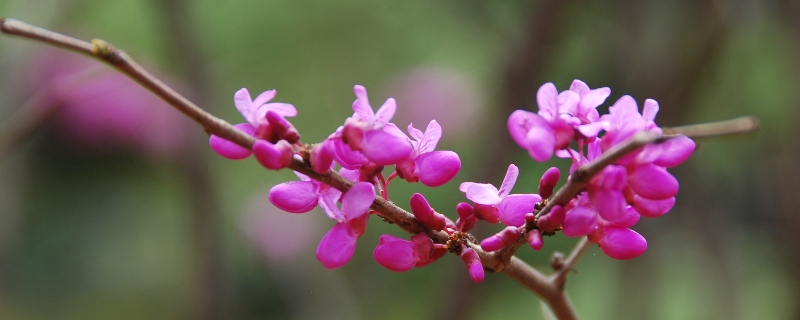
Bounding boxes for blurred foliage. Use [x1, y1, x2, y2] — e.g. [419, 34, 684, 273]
[1, 0, 799, 319]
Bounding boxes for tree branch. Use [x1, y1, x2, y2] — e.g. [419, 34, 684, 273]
[1, 18, 760, 320]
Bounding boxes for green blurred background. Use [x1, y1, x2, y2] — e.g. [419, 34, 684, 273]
[0, 0, 798, 319]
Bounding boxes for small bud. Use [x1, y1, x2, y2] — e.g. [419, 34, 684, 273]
[528, 229, 544, 251]
[253, 139, 292, 170]
[537, 205, 566, 230]
[410, 193, 446, 231]
[266, 110, 300, 143]
[538, 167, 560, 199]
[480, 226, 519, 252]
[456, 202, 478, 232]
[311, 140, 335, 174]
[460, 246, 484, 283]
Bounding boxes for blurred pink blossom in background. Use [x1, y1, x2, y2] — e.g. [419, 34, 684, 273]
[386, 67, 483, 142]
[25, 48, 193, 159]
[243, 187, 320, 262]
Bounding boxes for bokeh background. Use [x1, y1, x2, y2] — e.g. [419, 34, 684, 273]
[0, 0, 798, 319]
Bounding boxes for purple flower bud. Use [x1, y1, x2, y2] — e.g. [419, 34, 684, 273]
[416, 246, 447, 267]
[415, 150, 461, 187]
[598, 227, 647, 260]
[537, 205, 566, 230]
[409, 193, 446, 231]
[480, 226, 519, 252]
[269, 181, 319, 213]
[601, 206, 640, 228]
[528, 229, 544, 251]
[359, 130, 413, 165]
[253, 139, 293, 170]
[265, 110, 300, 144]
[373, 233, 432, 272]
[311, 140, 335, 174]
[209, 123, 256, 159]
[538, 167, 560, 199]
[629, 164, 679, 200]
[460, 246, 484, 283]
[456, 202, 477, 232]
[562, 206, 598, 237]
[632, 195, 675, 218]
[316, 223, 358, 269]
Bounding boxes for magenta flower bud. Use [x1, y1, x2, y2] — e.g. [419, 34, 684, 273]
[359, 130, 413, 165]
[265, 110, 300, 144]
[473, 204, 501, 223]
[598, 227, 647, 260]
[410, 193, 446, 231]
[562, 206, 598, 237]
[415, 150, 461, 187]
[538, 167, 560, 199]
[342, 120, 365, 149]
[373, 233, 433, 272]
[629, 164, 679, 200]
[253, 139, 293, 170]
[460, 246, 484, 283]
[480, 226, 519, 252]
[632, 195, 675, 218]
[269, 181, 319, 213]
[590, 187, 627, 221]
[507, 110, 556, 162]
[601, 206, 640, 228]
[316, 223, 358, 269]
[456, 202, 477, 232]
[416, 246, 447, 267]
[209, 123, 256, 160]
[528, 229, 544, 251]
[311, 140, 335, 174]
[537, 205, 566, 230]
[638, 135, 695, 168]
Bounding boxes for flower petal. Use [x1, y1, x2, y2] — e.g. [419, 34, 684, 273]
[498, 164, 519, 198]
[526, 125, 556, 162]
[498, 194, 540, 227]
[374, 98, 397, 126]
[233, 88, 254, 123]
[632, 195, 675, 218]
[418, 120, 442, 154]
[373, 234, 418, 272]
[340, 182, 375, 221]
[251, 89, 277, 108]
[536, 82, 559, 120]
[562, 206, 598, 237]
[629, 164, 679, 200]
[209, 123, 255, 159]
[416, 151, 460, 187]
[268, 181, 319, 213]
[359, 130, 413, 165]
[598, 227, 647, 260]
[316, 223, 358, 269]
[465, 184, 501, 205]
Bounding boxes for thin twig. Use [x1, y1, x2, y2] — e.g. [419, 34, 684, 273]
[662, 116, 759, 140]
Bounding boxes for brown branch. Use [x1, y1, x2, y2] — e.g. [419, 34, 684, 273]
[0, 18, 760, 320]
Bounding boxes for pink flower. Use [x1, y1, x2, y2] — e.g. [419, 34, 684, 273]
[459, 164, 541, 227]
[373, 233, 433, 272]
[209, 88, 297, 159]
[588, 207, 647, 260]
[508, 80, 610, 162]
[386, 120, 461, 187]
[341, 85, 412, 165]
[315, 182, 375, 269]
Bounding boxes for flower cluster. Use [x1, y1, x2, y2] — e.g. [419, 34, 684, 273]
[210, 79, 694, 283]
[210, 85, 462, 270]
[503, 80, 695, 259]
